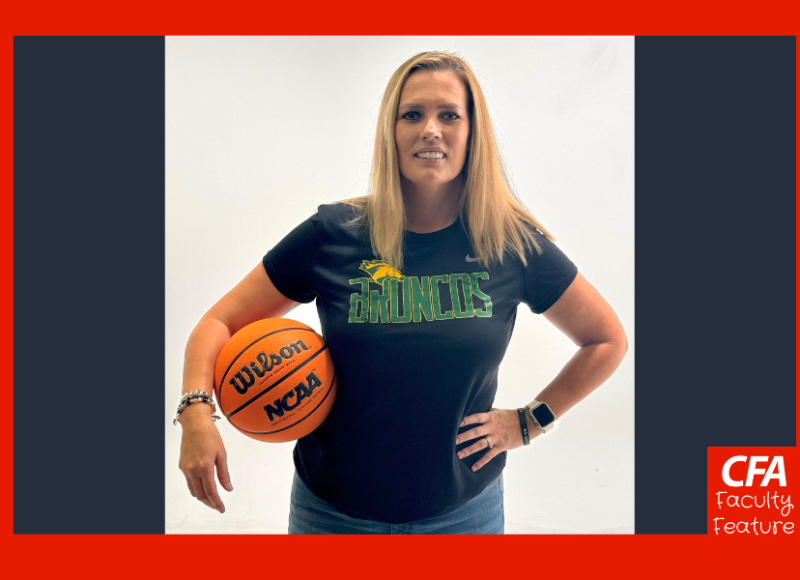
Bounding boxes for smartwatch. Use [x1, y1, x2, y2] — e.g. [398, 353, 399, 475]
[525, 399, 556, 433]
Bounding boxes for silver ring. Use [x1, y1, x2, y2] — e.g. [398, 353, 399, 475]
[485, 436, 493, 449]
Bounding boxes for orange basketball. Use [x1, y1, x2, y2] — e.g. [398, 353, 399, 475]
[214, 318, 337, 443]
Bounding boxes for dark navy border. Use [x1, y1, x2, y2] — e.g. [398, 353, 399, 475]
[14, 37, 165, 533]
[634, 36, 796, 533]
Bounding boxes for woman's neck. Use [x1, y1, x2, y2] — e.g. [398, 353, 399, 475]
[402, 176, 463, 234]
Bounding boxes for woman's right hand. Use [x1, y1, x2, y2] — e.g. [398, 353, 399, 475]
[178, 403, 233, 513]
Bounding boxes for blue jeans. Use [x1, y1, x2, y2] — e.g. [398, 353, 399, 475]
[288, 471, 504, 534]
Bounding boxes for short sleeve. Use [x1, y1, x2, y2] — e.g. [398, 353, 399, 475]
[262, 213, 319, 304]
[522, 232, 578, 314]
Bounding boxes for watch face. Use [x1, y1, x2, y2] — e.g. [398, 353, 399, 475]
[532, 403, 555, 427]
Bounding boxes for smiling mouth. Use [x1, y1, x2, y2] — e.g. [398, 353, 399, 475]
[415, 152, 446, 159]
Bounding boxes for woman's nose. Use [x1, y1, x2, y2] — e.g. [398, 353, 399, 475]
[422, 117, 440, 138]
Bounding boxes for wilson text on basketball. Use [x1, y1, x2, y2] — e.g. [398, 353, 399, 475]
[228, 340, 311, 394]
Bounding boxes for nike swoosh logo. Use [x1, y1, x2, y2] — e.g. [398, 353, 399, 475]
[465, 254, 478, 262]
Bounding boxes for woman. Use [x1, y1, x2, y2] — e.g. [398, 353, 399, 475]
[177, 51, 628, 534]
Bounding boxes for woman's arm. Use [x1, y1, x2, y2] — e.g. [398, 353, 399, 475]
[533, 271, 628, 419]
[179, 264, 301, 512]
[182, 263, 302, 400]
[457, 272, 628, 470]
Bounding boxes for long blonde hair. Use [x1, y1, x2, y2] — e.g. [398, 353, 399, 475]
[335, 51, 554, 271]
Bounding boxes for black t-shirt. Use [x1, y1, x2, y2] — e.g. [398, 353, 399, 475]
[262, 202, 578, 523]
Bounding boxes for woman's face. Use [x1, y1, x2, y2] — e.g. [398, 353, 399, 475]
[395, 70, 470, 192]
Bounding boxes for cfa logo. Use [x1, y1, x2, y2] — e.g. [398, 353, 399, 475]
[722, 456, 787, 487]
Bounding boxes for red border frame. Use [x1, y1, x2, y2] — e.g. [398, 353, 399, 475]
[4, 2, 798, 577]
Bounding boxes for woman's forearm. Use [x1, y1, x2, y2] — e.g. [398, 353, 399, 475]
[182, 315, 233, 397]
[533, 338, 628, 422]
[460, 336, 628, 469]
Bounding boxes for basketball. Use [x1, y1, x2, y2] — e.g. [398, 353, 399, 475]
[214, 318, 337, 443]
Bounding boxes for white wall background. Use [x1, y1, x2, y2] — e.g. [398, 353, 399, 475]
[165, 36, 634, 534]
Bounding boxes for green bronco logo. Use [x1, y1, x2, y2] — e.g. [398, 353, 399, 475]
[348, 260, 493, 324]
[358, 260, 406, 285]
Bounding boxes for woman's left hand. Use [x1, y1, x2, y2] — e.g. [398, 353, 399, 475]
[456, 408, 537, 472]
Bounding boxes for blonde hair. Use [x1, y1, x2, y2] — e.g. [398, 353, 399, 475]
[336, 50, 553, 271]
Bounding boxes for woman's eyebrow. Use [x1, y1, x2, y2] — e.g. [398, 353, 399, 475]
[399, 102, 465, 110]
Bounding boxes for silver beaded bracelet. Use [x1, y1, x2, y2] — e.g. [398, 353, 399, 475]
[174, 390, 221, 425]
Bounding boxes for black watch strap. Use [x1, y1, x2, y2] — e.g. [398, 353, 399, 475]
[517, 408, 530, 445]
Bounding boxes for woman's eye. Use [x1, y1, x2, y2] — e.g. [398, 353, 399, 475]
[400, 111, 460, 121]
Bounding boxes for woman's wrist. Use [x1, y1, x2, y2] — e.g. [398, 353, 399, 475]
[180, 401, 214, 415]
[175, 391, 219, 425]
[516, 408, 530, 445]
[177, 403, 217, 426]
[522, 409, 544, 442]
